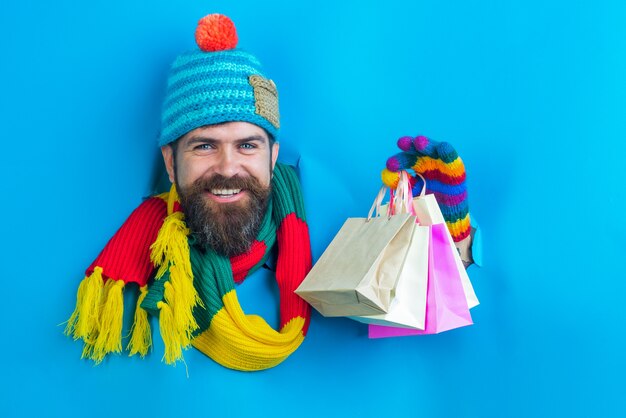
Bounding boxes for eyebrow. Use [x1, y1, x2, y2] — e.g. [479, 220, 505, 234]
[183, 135, 268, 147]
[234, 135, 268, 145]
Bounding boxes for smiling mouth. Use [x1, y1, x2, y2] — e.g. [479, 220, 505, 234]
[210, 188, 243, 197]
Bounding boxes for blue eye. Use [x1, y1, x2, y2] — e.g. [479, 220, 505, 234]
[239, 143, 256, 149]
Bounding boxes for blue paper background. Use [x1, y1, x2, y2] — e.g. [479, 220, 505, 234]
[2, 1, 625, 417]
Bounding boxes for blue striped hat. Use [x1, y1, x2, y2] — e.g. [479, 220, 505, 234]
[159, 14, 280, 146]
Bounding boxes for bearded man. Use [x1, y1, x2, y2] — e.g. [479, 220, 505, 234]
[64, 14, 312, 371]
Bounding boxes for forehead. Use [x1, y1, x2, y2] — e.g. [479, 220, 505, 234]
[178, 122, 269, 146]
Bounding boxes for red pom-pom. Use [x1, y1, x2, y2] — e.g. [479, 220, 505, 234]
[195, 14, 238, 52]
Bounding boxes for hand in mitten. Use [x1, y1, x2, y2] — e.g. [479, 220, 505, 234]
[381, 135, 474, 266]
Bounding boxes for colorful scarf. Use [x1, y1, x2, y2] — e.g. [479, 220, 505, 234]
[64, 163, 312, 371]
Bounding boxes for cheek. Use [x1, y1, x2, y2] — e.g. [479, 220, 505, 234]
[251, 160, 273, 187]
[174, 159, 205, 189]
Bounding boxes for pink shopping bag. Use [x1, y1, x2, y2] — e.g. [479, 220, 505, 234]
[368, 222, 473, 338]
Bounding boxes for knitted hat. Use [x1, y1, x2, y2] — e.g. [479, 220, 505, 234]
[159, 14, 280, 146]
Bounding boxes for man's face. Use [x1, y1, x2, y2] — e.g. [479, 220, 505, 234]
[161, 121, 279, 256]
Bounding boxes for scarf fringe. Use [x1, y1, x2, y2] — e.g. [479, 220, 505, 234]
[166, 265, 201, 343]
[84, 279, 125, 363]
[150, 211, 192, 280]
[156, 301, 183, 364]
[65, 267, 154, 363]
[127, 285, 152, 357]
[150, 203, 202, 364]
[65, 267, 105, 341]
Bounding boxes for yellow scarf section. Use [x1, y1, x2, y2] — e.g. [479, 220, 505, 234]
[192, 299, 305, 371]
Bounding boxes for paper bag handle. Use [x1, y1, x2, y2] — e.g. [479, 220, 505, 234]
[415, 172, 427, 197]
[391, 171, 427, 215]
[368, 171, 427, 219]
[367, 185, 388, 220]
[392, 171, 414, 215]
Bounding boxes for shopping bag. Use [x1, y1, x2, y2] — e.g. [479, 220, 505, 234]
[348, 224, 429, 329]
[368, 222, 473, 338]
[347, 171, 429, 329]
[381, 177, 479, 310]
[296, 187, 416, 317]
[410, 193, 479, 309]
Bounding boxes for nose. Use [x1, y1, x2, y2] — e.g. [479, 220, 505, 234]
[213, 147, 240, 178]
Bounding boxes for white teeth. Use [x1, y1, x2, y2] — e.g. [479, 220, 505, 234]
[211, 188, 242, 196]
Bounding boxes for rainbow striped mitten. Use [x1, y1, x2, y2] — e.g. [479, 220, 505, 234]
[381, 135, 470, 243]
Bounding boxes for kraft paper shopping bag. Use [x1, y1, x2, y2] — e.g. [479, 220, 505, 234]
[348, 223, 429, 329]
[296, 207, 415, 317]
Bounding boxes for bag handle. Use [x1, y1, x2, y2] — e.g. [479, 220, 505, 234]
[368, 171, 427, 219]
[367, 174, 409, 219]
[390, 171, 427, 215]
[414, 172, 427, 197]
[392, 171, 414, 215]
[367, 185, 389, 220]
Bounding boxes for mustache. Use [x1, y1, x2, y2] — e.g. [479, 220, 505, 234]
[194, 174, 263, 192]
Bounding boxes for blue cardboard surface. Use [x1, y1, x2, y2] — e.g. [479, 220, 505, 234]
[2, 1, 626, 417]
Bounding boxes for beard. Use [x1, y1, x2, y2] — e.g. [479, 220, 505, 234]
[176, 174, 271, 257]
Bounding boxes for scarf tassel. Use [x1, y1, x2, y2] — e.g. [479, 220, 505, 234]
[64, 266, 105, 341]
[150, 211, 192, 280]
[166, 265, 201, 345]
[64, 277, 125, 364]
[157, 301, 184, 364]
[150, 206, 202, 364]
[127, 285, 152, 357]
[83, 279, 125, 363]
